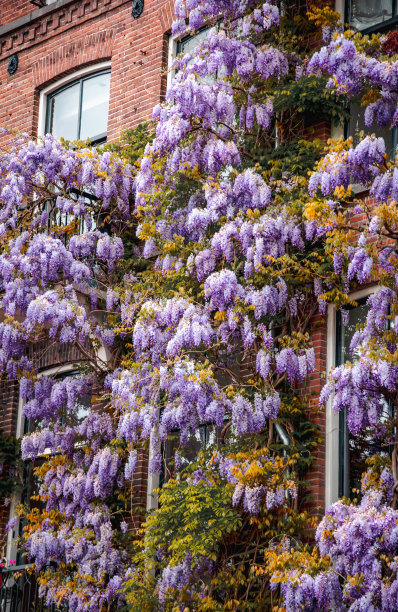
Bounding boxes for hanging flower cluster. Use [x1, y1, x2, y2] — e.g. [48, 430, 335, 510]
[7, 0, 398, 609]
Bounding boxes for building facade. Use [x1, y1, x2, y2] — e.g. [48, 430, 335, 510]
[0, 0, 396, 570]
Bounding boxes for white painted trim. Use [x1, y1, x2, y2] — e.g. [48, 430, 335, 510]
[146, 428, 160, 511]
[167, 34, 179, 92]
[325, 285, 377, 507]
[334, 0, 345, 19]
[37, 61, 112, 139]
[6, 363, 87, 560]
[325, 302, 339, 508]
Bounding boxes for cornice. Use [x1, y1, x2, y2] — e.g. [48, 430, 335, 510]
[0, 0, 129, 59]
[0, 0, 76, 38]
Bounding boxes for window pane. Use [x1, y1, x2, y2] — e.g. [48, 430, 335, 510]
[339, 300, 369, 364]
[338, 301, 391, 498]
[56, 371, 91, 426]
[350, 0, 392, 30]
[48, 83, 80, 141]
[80, 72, 111, 142]
[179, 28, 209, 56]
[349, 101, 395, 158]
[163, 424, 219, 481]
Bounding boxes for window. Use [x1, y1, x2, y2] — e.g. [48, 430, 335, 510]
[336, 299, 392, 498]
[46, 70, 111, 144]
[348, 101, 397, 160]
[176, 28, 210, 56]
[23, 370, 91, 435]
[168, 28, 212, 89]
[11, 368, 91, 563]
[347, 0, 397, 33]
[162, 424, 219, 483]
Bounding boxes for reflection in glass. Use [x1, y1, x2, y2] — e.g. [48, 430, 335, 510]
[349, 101, 396, 160]
[350, 0, 392, 30]
[178, 28, 209, 56]
[47, 83, 80, 141]
[163, 424, 219, 481]
[337, 300, 391, 498]
[47, 71, 110, 144]
[80, 73, 111, 142]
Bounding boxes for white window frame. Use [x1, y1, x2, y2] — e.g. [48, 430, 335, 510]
[167, 34, 180, 91]
[6, 363, 90, 561]
[37, 62, 112, 140]
[325, 286, 377, 507]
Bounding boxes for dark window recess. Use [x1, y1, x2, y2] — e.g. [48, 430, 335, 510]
[15, 457, 45, 565]
[336, 299, 393, 498]
[23, 370, 91, 436]
[17, 371, 91, 563]
[346, 0, 398, 33]
[347, 101, 397, 163]
[46, 70, 111, 145]
[176, 27, 210, 55]
[162, 424, 220, 483]
[30, 0, 46, 6]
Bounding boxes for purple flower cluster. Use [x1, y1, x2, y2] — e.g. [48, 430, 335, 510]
[309, 136, 385, 196]
[214, 451, 296, 515]
[275, 348, 315, 385]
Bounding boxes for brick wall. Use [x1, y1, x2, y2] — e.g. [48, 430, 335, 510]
[302, 313, 328, 515]
[0, 0, 174, 142]
[0, 0, 346, 541]
[0, 0, 34, 27]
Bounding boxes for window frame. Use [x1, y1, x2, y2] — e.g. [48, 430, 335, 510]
[345, 0, 398, 34]
[325, 287, 376, 507]
[335, 296, 369, 497]
[7, 364, 91, 562]
[167, 26, 213, 91]
[37, 62, 111, 142]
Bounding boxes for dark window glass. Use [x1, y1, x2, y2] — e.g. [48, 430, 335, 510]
[46, 71, 110, 144]
[55, 370, 91, 427]
[336, 299, 391, 498]
[162, 424, 219, 482]
[348, 0, 394, 30]
[348, 101, 397, 161]
[177, 28, 210, 56]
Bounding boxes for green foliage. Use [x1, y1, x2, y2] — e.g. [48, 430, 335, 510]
[252, 138, 326, 181]
[0, 432, 22, 499]
[273, 76, 350, 127]
[124, 439, 317, 611]
[102, 122, 155, 167]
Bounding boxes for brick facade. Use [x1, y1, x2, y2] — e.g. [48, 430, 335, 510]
[0, 0, 344, 558]
[0, 0, 173, 141]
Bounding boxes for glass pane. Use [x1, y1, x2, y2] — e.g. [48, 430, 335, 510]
[179, 28, 209, 56]
[48, 83, 80, 141]
[56, 371, 91, 426]
[349, 101, 395, 158]
[340, 300, 369, 363]
[338, 301, 391, 497]
[163, 424, 218, 480]
[350, 0, 392, 30]
[80, 72, 110, 142]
